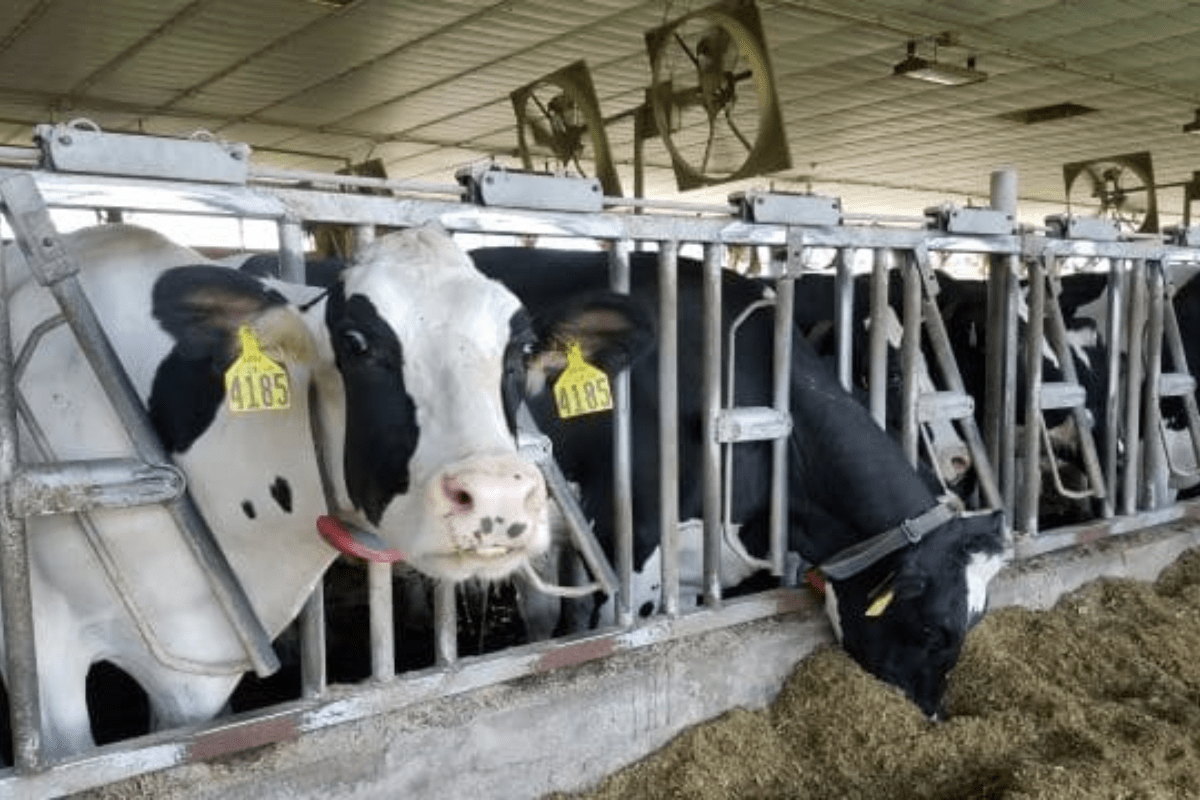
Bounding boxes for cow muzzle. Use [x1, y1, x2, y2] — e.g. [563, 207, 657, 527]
[437, 454, 548, 559]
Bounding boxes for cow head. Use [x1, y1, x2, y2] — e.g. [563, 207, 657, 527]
[824, 509, 1008, 718]
[151, 224, 648, 584]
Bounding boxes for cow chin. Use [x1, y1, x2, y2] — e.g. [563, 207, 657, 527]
[388, 460, 552, 583]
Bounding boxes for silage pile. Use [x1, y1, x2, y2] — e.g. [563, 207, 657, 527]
[559, 547, 1200, 800]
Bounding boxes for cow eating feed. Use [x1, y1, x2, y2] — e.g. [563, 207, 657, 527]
[471, 247, 1010, 718]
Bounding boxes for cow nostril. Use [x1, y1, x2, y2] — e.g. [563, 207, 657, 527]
[443, 476, 474, 513]
[952, 456, 971, 475]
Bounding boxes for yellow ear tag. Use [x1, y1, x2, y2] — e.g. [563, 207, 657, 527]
[225, 325, 291, 413]
[865, 587, 895, 618]
[553, 341, 613, 419]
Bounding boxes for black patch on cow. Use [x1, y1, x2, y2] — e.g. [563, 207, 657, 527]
[501, 309, 536, 434]
[148, 266, 288, 453]
[242, 501, 256, 519]
[326, 283, 419, 525]
[270, 477, 293, 513]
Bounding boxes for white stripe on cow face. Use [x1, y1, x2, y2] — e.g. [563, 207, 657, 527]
[965, 550, 1004, 626]
[335, 226, 549, 581]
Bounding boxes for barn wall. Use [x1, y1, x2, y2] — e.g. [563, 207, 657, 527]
[77, 521, 1200, 800]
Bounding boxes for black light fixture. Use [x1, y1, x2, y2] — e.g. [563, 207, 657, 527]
[1184, 108, 1200, 134]
[893, 40, 987, 86]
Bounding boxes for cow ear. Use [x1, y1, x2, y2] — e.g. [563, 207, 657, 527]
[153, 266, 315, 365]
[527, 291, 655, 381]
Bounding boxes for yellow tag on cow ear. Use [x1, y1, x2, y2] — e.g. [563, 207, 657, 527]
[224, 326, 291, 413]
[553, 341, 613, 419]
[865, 587, 895, 618]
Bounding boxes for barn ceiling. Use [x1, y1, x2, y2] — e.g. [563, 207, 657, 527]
[1, 0, 1198, 227]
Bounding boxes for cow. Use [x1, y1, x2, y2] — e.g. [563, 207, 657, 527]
[937, 269, 1112, 525]
[470, 246, 1010, 719]
[0, 222, 645, 759]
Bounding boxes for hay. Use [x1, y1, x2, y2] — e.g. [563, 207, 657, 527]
[558, 547, 1200, 800]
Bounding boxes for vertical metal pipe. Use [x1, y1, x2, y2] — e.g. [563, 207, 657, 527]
[658, 241, 680, 618]
[433, 580, 457, 666]
[277, 217, 306, 284]
[988, 169, 1019, 515]
[868, 249, 892, 428]
[986, 255, 1019, 515]
[769, 275, 794, 576]
[608, 241, 634, 626]
[299, 585, 325, 698]
[900, 255, 922, 466]
[701, 243, 724, 608]
[0, 245, 42, 772]
[1018, 257, 1047, 535]
[1121, 261, 1148, 515]
[1142, 262, 1168, 509]
[833, 249, 854, 392]
[1102, 259, 1126, 509]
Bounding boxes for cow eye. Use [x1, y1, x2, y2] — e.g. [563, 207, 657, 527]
[341, 328, 369, 356]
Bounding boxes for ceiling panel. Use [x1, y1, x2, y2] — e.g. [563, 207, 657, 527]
[0, 0, 1195, 226]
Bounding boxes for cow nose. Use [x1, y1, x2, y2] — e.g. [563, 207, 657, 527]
[440, 455, 546, 548]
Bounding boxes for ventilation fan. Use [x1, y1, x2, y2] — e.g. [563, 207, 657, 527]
[511, 60, 623, 197]
[643, 0, 790, 191]
[1063, 152, 1158, 234]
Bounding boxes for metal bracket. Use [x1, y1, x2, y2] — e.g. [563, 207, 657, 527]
[924, 203, 1014, 235]
[1044, 214, 1120, 242]
[34, 121, 250, 185]
[1040, 381, 1089, 410]
[715, 407, 792, 444]
[916, 391, 975, 423]
[456, 164, 603, 213]
[730, 189, 842, 226]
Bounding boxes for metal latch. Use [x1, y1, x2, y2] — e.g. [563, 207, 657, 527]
[924, 204, 1013, 235]
[456, 164, 604, 213]
[34, 120, 250, 184]
[1044, 214, 1120, 242]
[730, 189, 842, 226]
[715, 407, 792, 443]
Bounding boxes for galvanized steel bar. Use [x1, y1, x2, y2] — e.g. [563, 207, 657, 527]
[986, 254, 1020, 514]
[900, 255, 922, 465]
[833, 248, 854, 392]
[1142, 263, 1169, 508]
[868, 249, 893, 428]
[0, 175, 279, 677]
[608, 241, 634, 626]
[701, 243, 724, 608]
[1019, 256, 1048, 535]
[1160, 272, 1200, 468]
[276, 217, 306, 283]
[434, 580, 457, 666]
[299, 585, 326, 699]
[1102, 259, 1126, 508]
[0, 237, 42, 773]
[658, 241, 681, 618]
[769, 274, 795, 576]
[1121, 261, 1148, 515]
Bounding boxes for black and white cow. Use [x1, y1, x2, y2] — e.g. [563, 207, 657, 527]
[470, 247, 1009, 718]
[1, 223, 639, 758]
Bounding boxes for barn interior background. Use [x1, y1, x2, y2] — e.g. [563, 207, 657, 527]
[2, 1, 1200, 797]
[0, 0, 1197, 229]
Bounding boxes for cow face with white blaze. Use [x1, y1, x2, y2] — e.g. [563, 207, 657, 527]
[822, 509, 1008, 719]
[306, 226, 558, 581]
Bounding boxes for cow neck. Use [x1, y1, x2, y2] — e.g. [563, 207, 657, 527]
[817, 501, 957, 581]
[306, 379, 405, 563]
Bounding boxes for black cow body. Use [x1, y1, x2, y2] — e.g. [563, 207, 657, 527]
[471, 247, 1009, 717]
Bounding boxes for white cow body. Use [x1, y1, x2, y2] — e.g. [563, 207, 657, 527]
[0, 223, 554, 758]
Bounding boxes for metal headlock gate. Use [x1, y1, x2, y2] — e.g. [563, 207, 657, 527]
[0, 125, 1197, 796]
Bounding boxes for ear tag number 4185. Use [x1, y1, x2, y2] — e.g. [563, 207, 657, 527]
[225, 325, 290, 413]
[554, 342, 612, 419]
